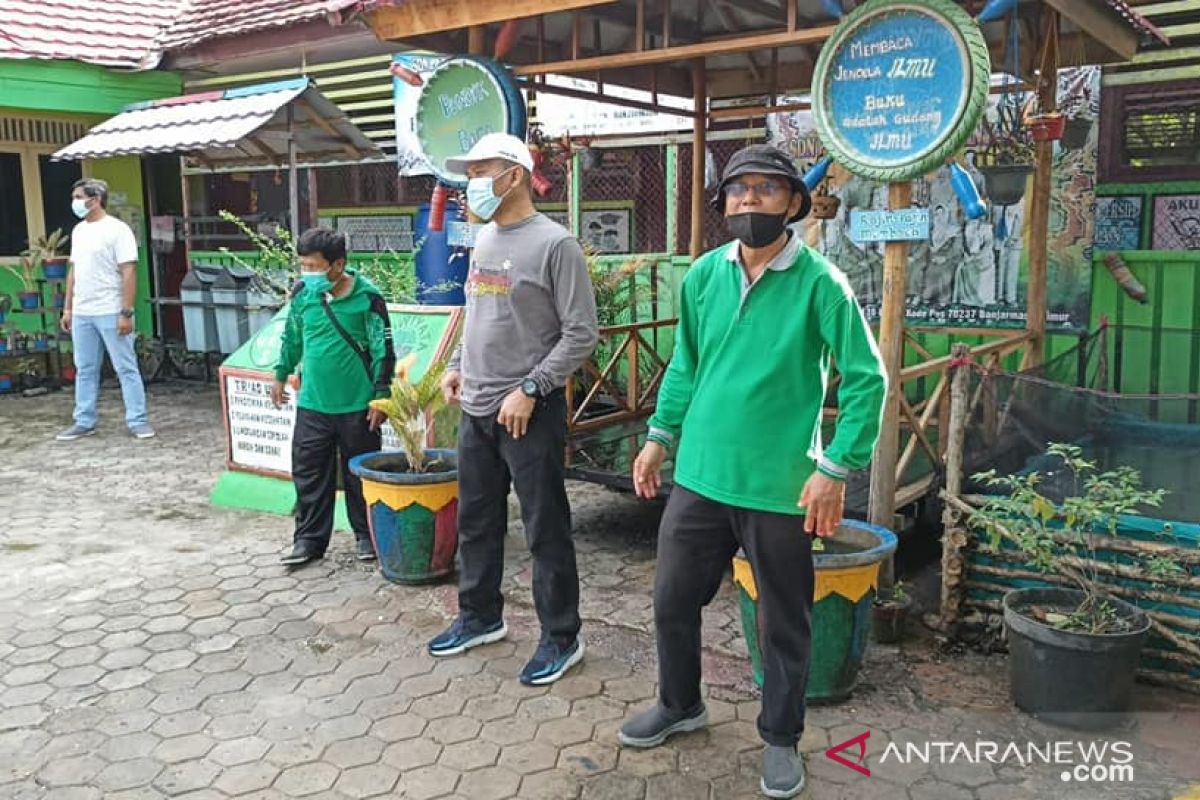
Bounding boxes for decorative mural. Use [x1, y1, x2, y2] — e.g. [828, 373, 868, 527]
[768, 67, 1101, 330]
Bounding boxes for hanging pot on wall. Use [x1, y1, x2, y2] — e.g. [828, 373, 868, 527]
[1026, 113, 1065, 142]
[1061, 118, 1091, 150]
[980, 164, 1033, 206]
[811, 195, 841, 220]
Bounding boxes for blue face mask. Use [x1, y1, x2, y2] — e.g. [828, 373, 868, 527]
[466, 168, 515, 221]
[300, 271, 332, 294]
[71, 198, 90, 219]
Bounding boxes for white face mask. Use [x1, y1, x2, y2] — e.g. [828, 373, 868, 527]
[71, 198, 90, 219]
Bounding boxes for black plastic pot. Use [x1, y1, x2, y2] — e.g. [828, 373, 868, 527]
[872, 594, 912, 644]
[980, 165, 1032, 206]
[1003, 587, 1149, 730]
[1061, 118, 1091, 150]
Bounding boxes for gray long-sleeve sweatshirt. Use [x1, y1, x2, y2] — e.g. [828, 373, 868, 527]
[448, 213, 599, 417]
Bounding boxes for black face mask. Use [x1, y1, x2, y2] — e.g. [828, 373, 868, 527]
[727, 212, 788, 249]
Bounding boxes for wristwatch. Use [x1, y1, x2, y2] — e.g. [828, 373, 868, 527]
[119, 308, 135, 319]
[521, 379, 541, 399]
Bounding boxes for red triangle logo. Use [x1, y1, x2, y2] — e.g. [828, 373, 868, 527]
[826, 730, 871, 777]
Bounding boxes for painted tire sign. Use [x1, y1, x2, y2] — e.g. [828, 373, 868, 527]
[414, 56, 526, 187]
[812, 0, 990, 182]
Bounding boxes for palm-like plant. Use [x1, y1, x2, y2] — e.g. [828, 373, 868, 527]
[5, 253, 40, 293]
[368, 353, 447, 473]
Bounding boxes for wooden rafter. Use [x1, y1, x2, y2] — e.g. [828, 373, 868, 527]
[367, 0, 616, 39]
[295, 99, 360, 159]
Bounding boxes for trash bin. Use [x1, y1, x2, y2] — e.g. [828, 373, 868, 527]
[415, 201, 469, 305]
[180, 264, 222, 353]
[211, 265, 256, 354]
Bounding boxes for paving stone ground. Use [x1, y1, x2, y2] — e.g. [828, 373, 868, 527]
[1, 383, 1198, 800]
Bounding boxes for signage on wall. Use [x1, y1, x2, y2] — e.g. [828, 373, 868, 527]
[811, 0, 991, 182]
[1094, 196, 1143, 252]
[849, 209, 930, 243]
[1152, 195, 1200, 251]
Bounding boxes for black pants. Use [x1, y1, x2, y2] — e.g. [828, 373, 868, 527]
[456, 391, 580, 647]
[292, 407, 381, 554]
[655, 485, 814, 747]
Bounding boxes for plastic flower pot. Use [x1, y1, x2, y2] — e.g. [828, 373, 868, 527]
[1003, 587, 1150, 730]
[53, 293, 66, 309]
[349, 449, 459, 585]
[980, 165, 1032, 206]
[0, 375, 12, 392]
[17, 292, 40, 311]
[1026, 114, 1065, 142]
[42, 258, 69, 281]
[61, 365, 76, 383]
[733, 519, 898, 703]
[1061, 118, 1091, 150]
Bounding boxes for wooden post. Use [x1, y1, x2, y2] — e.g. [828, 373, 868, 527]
[939, 343, 972, 628]
[689, 59, 706, 260]
[868, 181, 912, 589]
[1022, 11, 1058, 370]
[468, 25, 486, 54]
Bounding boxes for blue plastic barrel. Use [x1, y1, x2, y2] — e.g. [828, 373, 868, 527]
[415, 201, 469, 306]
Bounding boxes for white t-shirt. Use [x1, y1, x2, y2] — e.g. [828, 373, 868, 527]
[70, 215, 138, 316]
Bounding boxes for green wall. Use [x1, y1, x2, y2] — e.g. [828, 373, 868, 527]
[0, 60, 180, 116]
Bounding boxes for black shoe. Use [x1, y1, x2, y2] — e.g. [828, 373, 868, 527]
[280, 544, 322, 567]
[617, 703, 708, 748]
[356, 537, 377, 562]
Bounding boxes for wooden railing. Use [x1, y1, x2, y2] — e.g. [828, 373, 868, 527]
[888, 329, 1035, 509]
[566, 318, 676, 435]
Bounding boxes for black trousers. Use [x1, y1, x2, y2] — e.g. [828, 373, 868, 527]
[292, 407, 381, 554]
[654, 485, 814, 747]
[456, 391, 580, 647]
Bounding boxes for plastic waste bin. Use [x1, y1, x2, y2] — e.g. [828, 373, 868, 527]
[180, 264, 222, 353]
[211, 265, 256, 353]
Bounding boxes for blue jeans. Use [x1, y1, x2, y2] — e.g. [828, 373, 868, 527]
[72, 314, 148, 429]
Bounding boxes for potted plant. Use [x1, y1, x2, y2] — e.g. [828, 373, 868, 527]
[733, 520, 898, 702]
[872, 579, 912, 644]
[975, 108, 1034, 206]
[27, 228, 69, 280]
[1058, 80, 1094, 151]
[967, 444, 1171, 729]
[0, 372, 12, 392]
[5, 253, 42, 310]
[349, 353, 459, 585]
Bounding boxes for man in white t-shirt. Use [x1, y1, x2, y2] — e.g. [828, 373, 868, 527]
[56, 178, 154, 441]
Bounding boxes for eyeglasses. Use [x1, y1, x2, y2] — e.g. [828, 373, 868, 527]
[725, 180, 789, 200]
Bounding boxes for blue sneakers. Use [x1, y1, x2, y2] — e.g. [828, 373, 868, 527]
[427, 617, 508, 657]
[519, 638, 585, 686]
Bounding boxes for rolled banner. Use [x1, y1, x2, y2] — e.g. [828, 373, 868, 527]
[1102, 252, 1148, 304]
[803, 156, 833, 192]
[949, 161, 987, 220]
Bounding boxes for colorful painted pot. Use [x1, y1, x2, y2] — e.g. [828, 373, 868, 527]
[349, 449, 459, 585]
[43, 259, 69, 281]
[733, 519, 897, 703]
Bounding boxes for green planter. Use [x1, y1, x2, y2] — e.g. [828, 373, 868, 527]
[734, 519, 897, 703]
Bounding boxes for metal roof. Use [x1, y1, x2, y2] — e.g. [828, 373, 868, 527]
[158, 0, 367, 51]
[51, 78, 381, 170]
[0, 0, 184, 69]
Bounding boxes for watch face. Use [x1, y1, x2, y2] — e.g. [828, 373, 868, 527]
[522, 380, 538, 396]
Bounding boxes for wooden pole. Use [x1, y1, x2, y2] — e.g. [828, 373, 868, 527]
[1022, 10, 1058, 370]
[868, 181, 912, 589]
[287, 104, 300, 238]
[468, 25, 486, 54]
[689, 59, 706, 260]
[939, 343, 971, 628]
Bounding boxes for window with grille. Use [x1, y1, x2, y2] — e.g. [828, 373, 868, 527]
[1100, 80, 1200, 183]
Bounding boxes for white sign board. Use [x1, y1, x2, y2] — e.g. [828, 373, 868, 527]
[225, 375, 296, 474]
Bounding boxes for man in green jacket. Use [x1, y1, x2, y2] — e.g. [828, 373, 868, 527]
[272, 228, 395, 567]
[617, 145, 887, 799]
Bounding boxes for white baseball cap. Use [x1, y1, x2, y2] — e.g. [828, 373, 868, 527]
[444, 132, 534, 174]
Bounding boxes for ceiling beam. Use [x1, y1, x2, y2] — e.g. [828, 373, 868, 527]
[513, 25, 836, 75]
[367, 0, 617, 39]
[1042, 0, 1140, 61]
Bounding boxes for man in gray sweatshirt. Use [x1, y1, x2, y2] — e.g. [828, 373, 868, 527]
[428, 133, 599, 686]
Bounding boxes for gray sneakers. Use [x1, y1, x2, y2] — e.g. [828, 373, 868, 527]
[56, 425, 96, 441]
[617, 703, 708, 748]
[130, 424, 156, 439]
[761, 744, 806, 799]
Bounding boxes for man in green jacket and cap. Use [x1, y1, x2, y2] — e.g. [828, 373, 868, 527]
[617, 145, 887, 799]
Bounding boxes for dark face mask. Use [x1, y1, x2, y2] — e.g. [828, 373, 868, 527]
[727, 212, 788, 249]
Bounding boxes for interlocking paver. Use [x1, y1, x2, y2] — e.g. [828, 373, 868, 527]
[334, 764, 401, 799]
[395, 764, 461, 800]
[214, 762, 282, 795]
[426, 714, 482, 745]
[152, 759, 222, 796]
[92, 757, 163, 792]
[323, 736, 384, 769]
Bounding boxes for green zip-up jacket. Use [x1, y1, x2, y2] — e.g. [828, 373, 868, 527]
[274, 271, 396, 415]
[647, 235, 887, 515]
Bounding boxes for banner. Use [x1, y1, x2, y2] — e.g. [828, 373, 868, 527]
[770, 67, 1100, 330]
